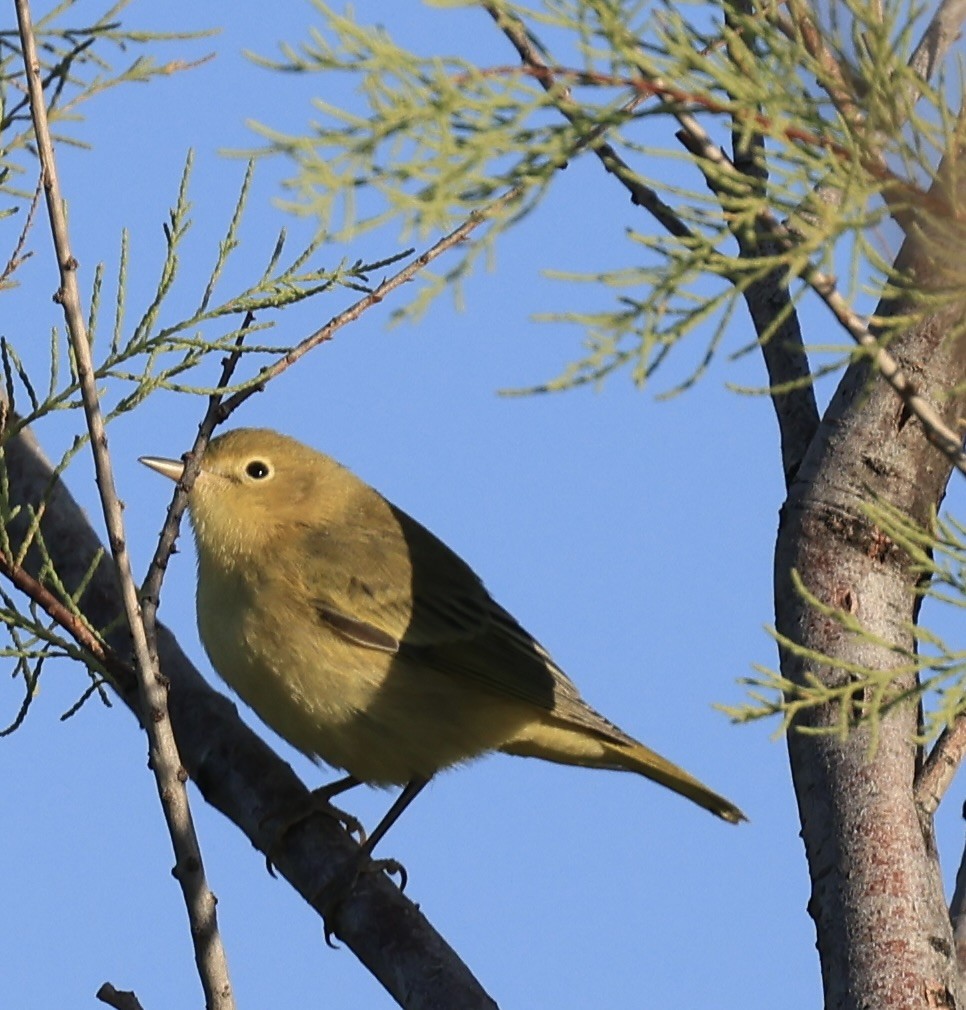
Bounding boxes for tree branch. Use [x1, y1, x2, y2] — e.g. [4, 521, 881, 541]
[674, 115, 966, 478]
[216, 195, 526, 419]
[917, 719, 966, 815]
[96, 983, 146, 1010]
[14, 2, 234, 1005]
[724, 0, 820, 484]
[908, 0, 966, 83]
[480, 2, 693, 239]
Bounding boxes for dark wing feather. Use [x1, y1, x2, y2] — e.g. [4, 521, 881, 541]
[296, 498, 629, 741]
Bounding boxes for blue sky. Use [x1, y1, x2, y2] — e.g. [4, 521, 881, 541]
[2, 2, 963, 1008]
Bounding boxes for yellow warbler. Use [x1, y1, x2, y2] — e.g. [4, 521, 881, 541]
[141, 428, 744, 851]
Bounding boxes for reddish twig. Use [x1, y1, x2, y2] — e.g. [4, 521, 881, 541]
[0, 171, 42, 288]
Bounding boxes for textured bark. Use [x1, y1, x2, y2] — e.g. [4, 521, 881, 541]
[777, 282, 966, 1005]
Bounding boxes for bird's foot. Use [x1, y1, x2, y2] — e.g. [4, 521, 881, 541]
[261, 785, 366, 878]
[319, 853, 409, 947]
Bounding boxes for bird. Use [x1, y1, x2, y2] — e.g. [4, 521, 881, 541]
[140, 427, 744, 864]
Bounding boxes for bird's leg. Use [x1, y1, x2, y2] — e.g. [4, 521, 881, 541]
[263, 774, 364, 877]
[359, 777, 428, 865]
[319, 777, 429, 943]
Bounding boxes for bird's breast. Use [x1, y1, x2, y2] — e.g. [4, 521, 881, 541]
[193, 557, 538, 785]
[195, 560, 391, 757]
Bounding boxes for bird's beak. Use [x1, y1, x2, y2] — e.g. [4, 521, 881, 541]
[139, 456, 186, 483]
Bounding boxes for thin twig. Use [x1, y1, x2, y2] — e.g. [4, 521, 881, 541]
[139, 320, 254, 628]
[466, 62, 959, 223]
[0, 170, 41, 288]
[216, 193, 526, 419]
[481, 2, 692, 238]
[0, 546, 126, 680]
[13, 2, 235, 1006]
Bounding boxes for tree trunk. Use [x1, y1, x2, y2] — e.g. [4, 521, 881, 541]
[778, 264, 966, 1004]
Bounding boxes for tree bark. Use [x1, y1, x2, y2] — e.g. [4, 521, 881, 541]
[777, 231, 966, 1004]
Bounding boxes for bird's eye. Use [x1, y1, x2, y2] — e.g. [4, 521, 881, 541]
[245, 460, 271, 480]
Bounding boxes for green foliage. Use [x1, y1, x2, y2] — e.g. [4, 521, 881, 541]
[0, 1, 409, 729]
[249, 0, 960, 393]
[2, 0, 964, 748]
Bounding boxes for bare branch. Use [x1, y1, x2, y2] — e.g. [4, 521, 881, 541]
[725, 0, 820, 485]
[13, 2, 235, 1005]
[481, 2, 693, 238]
[916, 718, 966, 815]
[909, 0, 966, 83]
[778, 1, 865, 129]
[96, 984, 146, 1010]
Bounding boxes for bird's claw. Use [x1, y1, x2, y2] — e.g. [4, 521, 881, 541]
[260, 792, 367, 877]
[363, 856, 408, 892]
[318, 853, 410, 946]
[329, 806, 366, 844]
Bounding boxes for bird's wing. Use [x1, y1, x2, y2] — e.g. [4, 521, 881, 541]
[295, 502, 620, 733]
[296, 502, 491, 648]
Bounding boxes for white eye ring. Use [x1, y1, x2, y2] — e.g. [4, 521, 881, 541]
[245, 459, 272, 480]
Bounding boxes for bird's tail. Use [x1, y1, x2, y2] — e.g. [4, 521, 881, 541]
[502, 718, 745, 823]
[607, 739, 746, 823]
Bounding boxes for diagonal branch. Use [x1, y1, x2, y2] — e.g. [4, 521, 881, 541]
[480, 1, 693, 239]
[138, 318, 255, 644]
[916, 719, 966, 815]
[0, 543, 125, 682]
[908, 0, 966, 83]
[216, 191, 529, 419]
[673, 115, 966, 477]
[724, 0, 819, 485]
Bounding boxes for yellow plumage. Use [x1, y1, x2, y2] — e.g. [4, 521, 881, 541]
[141, 428, 744, 826]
